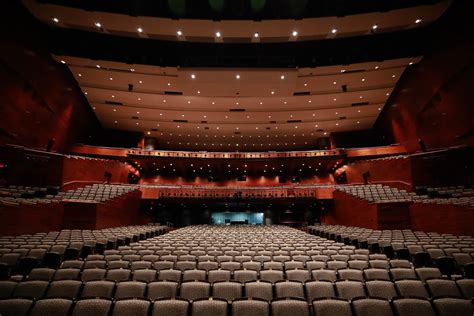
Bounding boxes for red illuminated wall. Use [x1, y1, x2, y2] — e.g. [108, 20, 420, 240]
[0, 2, 100, 152]
[62, 156, 130, 185]
[344, 157, 413, 188]
[0, 203, 64, 235]
[375, 2, 474, 152]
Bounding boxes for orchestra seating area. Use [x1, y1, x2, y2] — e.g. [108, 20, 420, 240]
[0, 184, 137, 205]
[0, 225, 473, 316]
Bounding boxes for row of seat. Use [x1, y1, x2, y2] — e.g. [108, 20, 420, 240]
[1, 277, 473, 302]
[15, 265, 457, 284]
[0, 296, 473, 316]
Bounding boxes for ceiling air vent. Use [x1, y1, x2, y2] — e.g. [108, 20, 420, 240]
[105, 101, 123, 106]
[317, 129, 324, 132]
[270, 121, 277, 124]
[287, 120, 302, 123]
[234, 131, 241, 135]
[339, 117, 347, 120]
[173, 119, 188, 123]
[132, 116, 139, 119]
[151, 128, 158, 131]
[266, 127, 271, 130]
[293, 91, 310, 96]
[201, 121, 208, 124]
[352, 102, 369, 106]
[204, 127, 209, 130]
[229, 109, 246, 112]
[164, 91, 183, 95]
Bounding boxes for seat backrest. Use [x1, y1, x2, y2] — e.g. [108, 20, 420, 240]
[426, 279, 462, 297]
[232, 298, 269, 316]
[394, 280, 429, 298]
[115, 281, 147, 299]
[365, 280, 397, 300]
[305, 281, 335, 301]
[0, 298, 33, 316]
[191, 298, 228, 316]
[271, 298, 310, 316]
[392, 298, 435, 316]
[352, 298, 393, 316]
[147, 281, 179, 300]
[335, 280, 366, 300]
[179, 281, 211, 301]
[111, 298, 151, 316]
[312, 298, 352, 316]
[212, 281, 242, 302]
[151, 298, 189, 316]
[275, 281, 305, 299]
[46, 280, 82, 299]
[29, 298, 73, 316]
[13, 280, 49, 299]
[432, 297, 474, 316]
[244, 281, 273, 301]
[81, 280, 115, 298]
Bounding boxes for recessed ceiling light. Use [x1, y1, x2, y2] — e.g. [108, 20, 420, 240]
[191, 74, 196, 79]
[187, 101, 191, 104]
[308, 100, 311, 103]
[147, 131, 151, 135]
[177, 30, 182, 36]
[324, 132, 327, 135]
[331, 28, 337, 34]
[84, 92, 88, 95]
[215, 31, 221, 38]
[415, 18, 422, 24]
[136, 111, 140, 114]
[292, 31, 298, 37]
[111, 95, 115, 98]
[304, 83, 307, 86]
[333, 81, 337, 85]
[167, 82, 171, 86]
[197, 91, 200, 94]
[139, 80, 143, 83]
[162, 99, 166, 102]
[260, 102, 263, 105]
[212, 101, 215, 105]
[94, 22, 102, 28]
[60, 60, 66, 64]
[335, 112, 338, 115]
[357, 121, 360, 124]
[280, 75, 285, 80]
[113, 109, 117, 112]
[96, 64, 100, 68]
[271, 91, 275, 95]
[130, 68, 135, 72]
[375, 66, 379, 70]
[357, 109, 361, 113]
[109, 77, 113, 80]
[52, 17, 59, 23]
[378, 107, 382, 111]
[136, 122, 139, 125]
[386, 93, 390, 96]
[333, 98, 337, 101]
[137, 27, 143, 33]
[359, 96, 363, 99]
[409, 62, 414, 66]
[254, 32, 259, 38]
[284, 101, 287, 104]
[372, 24, 378, 30]
[114, 120, 118, 123]
[78, 73, 82, 77]
[236, 74, 240, 79]
[361, 78, 365, 82]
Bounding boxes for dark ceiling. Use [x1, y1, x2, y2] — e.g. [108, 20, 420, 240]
[36, 0, 444, 20]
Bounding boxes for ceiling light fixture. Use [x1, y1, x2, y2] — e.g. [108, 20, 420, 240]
[137, 27, 143, 33]
[292, 31, 298, 37]
[372, 24, 378, 30]
[254, 32, 259, 38]
[331, 28, 337, 34]
[94, 22, 102, 28]
[215, 31, 221, 38]
[191, 74, 196, 79]
[52, 17, 59, 23]
[415, 18, 422, 24]
[177, 30, 182, 36]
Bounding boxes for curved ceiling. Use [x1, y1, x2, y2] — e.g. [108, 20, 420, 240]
[56, 55, 420, 151]
[24, 0, 451, 43]
[27, 0, 447, 20]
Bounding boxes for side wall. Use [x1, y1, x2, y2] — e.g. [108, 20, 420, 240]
[375, 1, 474, 152]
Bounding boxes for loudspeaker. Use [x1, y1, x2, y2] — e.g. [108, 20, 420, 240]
[418, 138, 427, 152]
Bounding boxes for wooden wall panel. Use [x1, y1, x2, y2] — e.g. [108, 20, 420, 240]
[0, 203, 64, 235]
